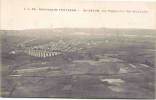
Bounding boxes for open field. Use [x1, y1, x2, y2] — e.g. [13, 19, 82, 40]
[0, 28, 156, 98]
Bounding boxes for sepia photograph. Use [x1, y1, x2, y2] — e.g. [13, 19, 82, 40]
[0, 0, 156, 99]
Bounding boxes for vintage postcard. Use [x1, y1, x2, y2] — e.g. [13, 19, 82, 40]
[0, 0, 156, 99]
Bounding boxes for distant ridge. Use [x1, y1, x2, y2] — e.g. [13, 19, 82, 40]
[1, 27, 156, 31]
[1, 28, 156, 38]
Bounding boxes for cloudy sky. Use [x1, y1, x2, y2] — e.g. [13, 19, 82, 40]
[1, 0, 156, 30]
